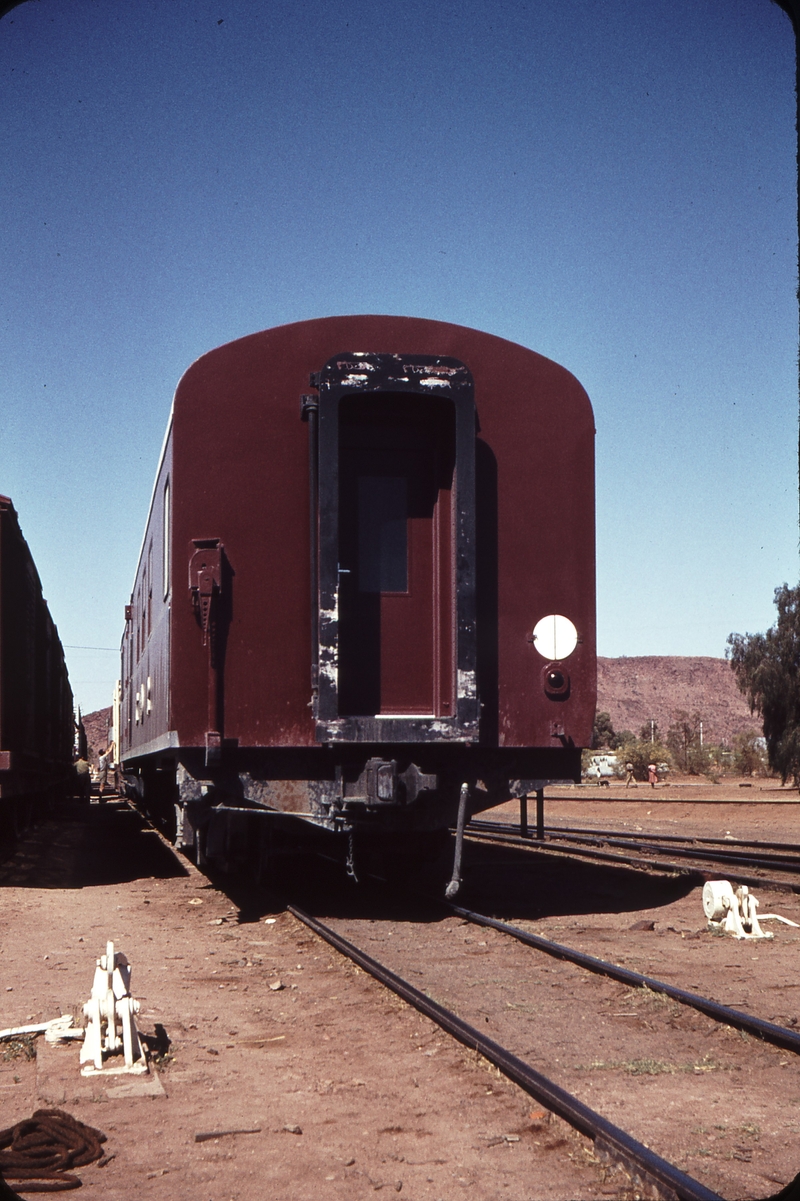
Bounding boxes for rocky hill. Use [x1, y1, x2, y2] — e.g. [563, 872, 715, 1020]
[597, 656, 760, 747]
[79, 706, 112, 763]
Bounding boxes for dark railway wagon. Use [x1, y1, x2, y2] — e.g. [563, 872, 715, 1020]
[0, 496, 74, 811]
[119, 316, 596, 872]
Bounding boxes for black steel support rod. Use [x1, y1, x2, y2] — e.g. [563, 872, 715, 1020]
[519, 794, 528, 838]
[288, 905, 723, 1201]
[536, 787, 544, 840]
[445, 782, 470, 899]
[446, 900, 800, 1057]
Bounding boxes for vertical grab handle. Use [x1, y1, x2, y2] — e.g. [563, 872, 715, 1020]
[189, 539, 224, 766]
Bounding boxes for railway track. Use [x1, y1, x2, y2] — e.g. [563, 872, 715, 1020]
[439, 898, 800, 1057]
[289, 904, 725, 1201]
[99, 790, 798, 1199]
[466, 817, 800, 892]
[479, 818, 800, 873]
[543, 824, 800, 858]
[285, 852, 800, 1195]
[6, 796, 797, 1199]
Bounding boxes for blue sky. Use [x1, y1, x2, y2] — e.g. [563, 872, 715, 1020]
[1, 0, 796, 714]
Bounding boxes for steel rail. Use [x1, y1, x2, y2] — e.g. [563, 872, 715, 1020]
[542, 823, 800, 857]
[288, 904, 723, 1201]
[443, 900, 800, 1056]
[586, 839, 800, 874]
[470, 819, 800, 875]
[464, 824, 799, 894]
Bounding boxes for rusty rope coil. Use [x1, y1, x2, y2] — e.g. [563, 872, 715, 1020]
[0, 1109, 107, 1193]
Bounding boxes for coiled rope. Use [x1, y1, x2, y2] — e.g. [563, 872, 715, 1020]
[0, 1109, 107, 1193]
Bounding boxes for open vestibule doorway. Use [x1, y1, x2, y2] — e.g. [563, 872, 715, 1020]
[337, 393, 455, 718]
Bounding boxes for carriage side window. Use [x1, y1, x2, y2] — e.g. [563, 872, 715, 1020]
[163, 478, 170, 599]
[140, 568, 146, 652]
[147, 544, 153, 638]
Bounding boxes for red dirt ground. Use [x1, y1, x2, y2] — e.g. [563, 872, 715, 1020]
[1, 786, 798, 1201]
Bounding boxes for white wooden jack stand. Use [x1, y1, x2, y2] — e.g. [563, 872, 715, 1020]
[703, 880, 800, 940]
[80, 941, 148, 1075]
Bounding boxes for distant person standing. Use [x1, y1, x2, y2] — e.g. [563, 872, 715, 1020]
[648, 763, 658, 788]
[108, 740, 121, 793]
[96, 749, 109, 801]
[74, 756, 91, 803]
[625, 761, 636, 788]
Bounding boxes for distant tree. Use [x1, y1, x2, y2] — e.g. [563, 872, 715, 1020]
[732, 732, 768, 778]
[728, 584, 800, 786]
[666, 710, 692, 771]
[591, 711, 617, 749]
[700, 744, 734, 782]
[639, 720, 661, 744]
[666, 710, 710, 775]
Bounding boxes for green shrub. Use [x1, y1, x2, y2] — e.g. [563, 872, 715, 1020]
[615, 737, 672, 781]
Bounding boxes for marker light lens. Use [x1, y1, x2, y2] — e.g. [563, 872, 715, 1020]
[531, 614, 578, 660]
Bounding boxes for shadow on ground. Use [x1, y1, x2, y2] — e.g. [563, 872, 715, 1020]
[453, 837, 700, 919]
[0, 800, 189, 888]
[210, 829, 700, 928]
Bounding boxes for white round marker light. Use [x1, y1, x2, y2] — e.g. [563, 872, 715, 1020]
[532, 614, 578, 661]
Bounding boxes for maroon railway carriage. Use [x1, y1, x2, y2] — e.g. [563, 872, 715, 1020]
[0, 496, 74, 814]
[119, 316, 595, 873]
